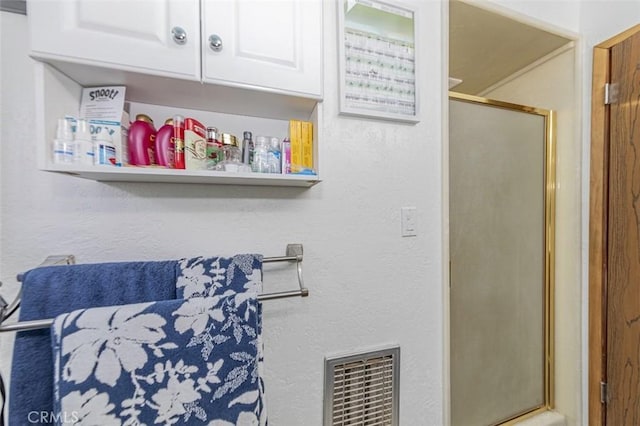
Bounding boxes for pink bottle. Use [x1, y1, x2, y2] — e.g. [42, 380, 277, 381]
[155, 118, 175, 168]
[128, 114, 156, 166]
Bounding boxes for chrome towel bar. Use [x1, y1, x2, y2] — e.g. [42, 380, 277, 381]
[0, 244, 308, 333]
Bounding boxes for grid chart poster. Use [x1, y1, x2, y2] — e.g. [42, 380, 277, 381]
[339, 0, 418, 122]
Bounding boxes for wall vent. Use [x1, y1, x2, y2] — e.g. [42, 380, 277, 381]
[323, 346, 400, 426]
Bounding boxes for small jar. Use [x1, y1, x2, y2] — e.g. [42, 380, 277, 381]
[220, 133, 241, 163]
[214, 133, 251, 172]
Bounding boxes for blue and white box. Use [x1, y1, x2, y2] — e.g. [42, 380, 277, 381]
[79, 86, 129, 166]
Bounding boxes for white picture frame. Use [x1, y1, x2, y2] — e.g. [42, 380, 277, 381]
[337, 0, 419, 123]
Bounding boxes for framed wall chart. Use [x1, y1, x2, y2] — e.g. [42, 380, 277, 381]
[338, 0, 419, 123]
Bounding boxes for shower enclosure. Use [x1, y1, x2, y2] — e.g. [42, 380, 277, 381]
[449, 93, 555, 425]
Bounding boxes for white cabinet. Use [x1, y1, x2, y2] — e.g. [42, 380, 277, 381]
[28, 0, 323, 98]
[28, 0, 201, 80]
[201, 0, 322, 97]
[28, 0, 323, 187]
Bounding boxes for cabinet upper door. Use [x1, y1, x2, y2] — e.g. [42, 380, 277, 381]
[201, 0, 323, 98]
[27, 0, 201, 81]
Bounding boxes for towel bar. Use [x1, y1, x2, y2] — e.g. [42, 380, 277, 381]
[0, 254, 75, 329]
[0, 244, 308, 333]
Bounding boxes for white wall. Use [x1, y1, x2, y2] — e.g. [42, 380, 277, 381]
[0, 1, 445, 424]
[484, 47, 581, 426]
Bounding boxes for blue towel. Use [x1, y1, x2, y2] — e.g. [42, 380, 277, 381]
[177, 253, 267, 424]
[10, 261, 178, 425]
[51, 292, 265, 425]
[176, 254, 264, 300]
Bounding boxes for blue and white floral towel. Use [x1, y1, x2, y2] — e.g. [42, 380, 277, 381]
[51, 254, 266, 426]
[176, 254, 267, 426]
[176, 255, 263, 300]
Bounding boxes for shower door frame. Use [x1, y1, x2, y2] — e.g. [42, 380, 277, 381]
[448, 92, 557, 425]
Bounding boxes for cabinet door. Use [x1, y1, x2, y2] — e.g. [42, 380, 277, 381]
[28, 0, 201, 80]
[201, 0, 322, 98]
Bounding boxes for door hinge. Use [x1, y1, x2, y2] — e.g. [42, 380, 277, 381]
[605, 83, 619, 105]
[600, 381, 608, 404]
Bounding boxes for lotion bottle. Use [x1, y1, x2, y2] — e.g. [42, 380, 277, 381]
[155, 118, 175, 168]
[128, 114, 156, 166]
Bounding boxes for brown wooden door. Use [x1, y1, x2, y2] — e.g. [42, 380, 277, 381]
[590, 24, 640, 426]
[605, 29, 640, 426]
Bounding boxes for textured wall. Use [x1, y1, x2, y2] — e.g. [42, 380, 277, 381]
[0, 1, 444, 424]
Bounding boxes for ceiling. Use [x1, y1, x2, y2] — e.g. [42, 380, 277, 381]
[449, 0, 572, 95]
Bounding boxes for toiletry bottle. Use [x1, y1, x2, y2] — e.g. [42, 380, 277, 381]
[206, 126, 223, 169]
[268, 136, 281, 173]
[281, 138, 291, 174]
[155, 118, 175, 168]
[252, 136, 270, 173]
[173, 115, 186, 169]
[52, 117, 74, 164]
[128, 114, 156, 166]
[242, 131, 253, 165]
[184, 118, 207, 170]
[73, 118, 94, 166]
[95, 127, 117, 166]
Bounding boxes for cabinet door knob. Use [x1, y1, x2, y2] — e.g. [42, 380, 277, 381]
[209, 34, 223, 52]
[171, 26, 187, 45]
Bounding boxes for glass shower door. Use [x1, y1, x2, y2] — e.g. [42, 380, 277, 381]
[449, 94, 555, 426]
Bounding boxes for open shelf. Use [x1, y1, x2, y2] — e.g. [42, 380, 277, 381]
[44, 164, 320, 187]
[36, 61, 322, 188]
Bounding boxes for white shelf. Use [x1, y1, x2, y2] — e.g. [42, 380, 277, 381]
[44, 165, 320, 187]
[35, 62, 322, 189]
